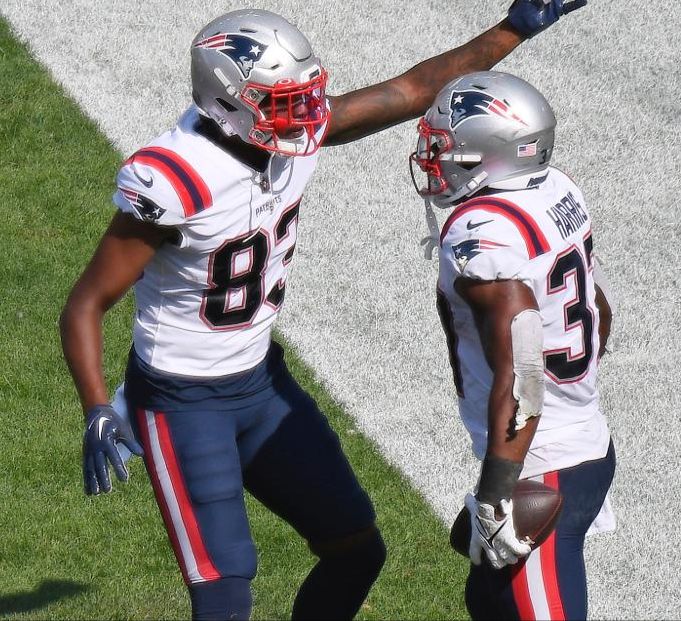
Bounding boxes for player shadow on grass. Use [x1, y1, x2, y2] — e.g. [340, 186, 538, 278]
[0, 579, 88, 615]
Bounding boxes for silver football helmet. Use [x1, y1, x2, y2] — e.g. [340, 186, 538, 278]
[410, 71, 556, 206]
[191, 9, 329, 156]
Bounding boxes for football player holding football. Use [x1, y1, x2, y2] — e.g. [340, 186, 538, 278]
[410, 71, 615, 619]
[61, 3, 587, 620]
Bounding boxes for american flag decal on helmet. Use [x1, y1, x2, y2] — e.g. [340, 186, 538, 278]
[449, 90, 528, 130]
[518, 141, 538, 158]
[193, 33, 267, 79]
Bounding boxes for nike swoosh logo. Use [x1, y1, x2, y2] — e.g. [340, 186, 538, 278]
[467, 219, 494, 230]
[132, 163, 153, 188]
[474, 516, 507, 546]
[96, 416, 111, 439]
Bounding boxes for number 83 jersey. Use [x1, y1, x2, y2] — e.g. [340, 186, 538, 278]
[437, 167, 611, 477]
[113, 106, 319, 377]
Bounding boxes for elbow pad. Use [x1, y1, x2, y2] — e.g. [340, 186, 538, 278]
[511, 309, 545, 431]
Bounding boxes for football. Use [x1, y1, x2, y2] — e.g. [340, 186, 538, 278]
[449, 479, 563, 557]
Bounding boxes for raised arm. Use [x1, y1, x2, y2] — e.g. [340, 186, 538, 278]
[325, 21, 522, 146]
[325, 0, 587, 145]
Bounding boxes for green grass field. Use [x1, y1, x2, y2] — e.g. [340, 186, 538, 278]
[0, 17, 470, 620]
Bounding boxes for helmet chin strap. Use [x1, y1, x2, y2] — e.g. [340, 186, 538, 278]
[420, 196, 441, 260]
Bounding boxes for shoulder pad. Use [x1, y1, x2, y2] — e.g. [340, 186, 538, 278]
[440, 197, 550, 280]
[113, 146, 213, 226]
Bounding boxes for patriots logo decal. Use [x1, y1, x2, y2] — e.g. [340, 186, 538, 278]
[449, 90, 528, 130]
[193, 33, 267, 79]
[452, 238, 508, 270]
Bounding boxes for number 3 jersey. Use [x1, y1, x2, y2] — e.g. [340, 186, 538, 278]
[113, 106, 319, 377]
[437, 167, 610, 477]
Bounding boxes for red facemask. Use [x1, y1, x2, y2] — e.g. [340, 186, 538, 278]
[409, 118, 454, 196]
[242, 71, 330, 156]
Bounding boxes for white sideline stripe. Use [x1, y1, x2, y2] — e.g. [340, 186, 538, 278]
[144, 410, 203, 583]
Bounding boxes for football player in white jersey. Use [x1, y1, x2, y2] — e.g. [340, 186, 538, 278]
[60, 4, 587, 620]
[410, 71, 614, 620]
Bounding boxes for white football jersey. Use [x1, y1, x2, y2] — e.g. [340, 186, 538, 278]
[114, 106, 320, 376]
[438, 167, 610, 477]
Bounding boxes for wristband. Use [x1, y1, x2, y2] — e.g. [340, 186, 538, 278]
[476, 455, 523, 506]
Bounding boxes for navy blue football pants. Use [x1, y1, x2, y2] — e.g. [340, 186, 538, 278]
[125, 342, 379, 614]
[465, 441, 616, 621]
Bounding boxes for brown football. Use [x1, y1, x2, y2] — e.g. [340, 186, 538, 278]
[449, 479, 563, 557]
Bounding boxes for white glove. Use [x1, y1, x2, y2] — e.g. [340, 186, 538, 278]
[465, 493, 532, 569]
